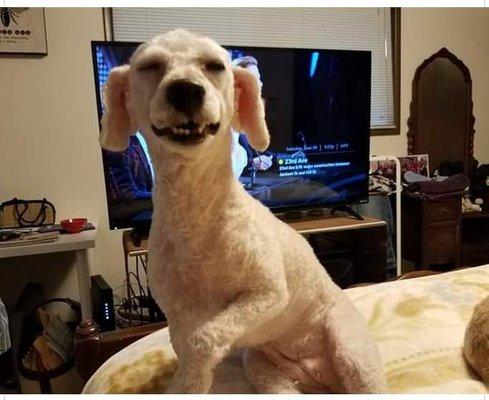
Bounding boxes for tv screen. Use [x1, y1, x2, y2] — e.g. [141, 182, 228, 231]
[92, 42, 371, 230]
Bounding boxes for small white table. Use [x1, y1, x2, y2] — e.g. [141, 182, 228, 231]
[0, 230, 96, 319]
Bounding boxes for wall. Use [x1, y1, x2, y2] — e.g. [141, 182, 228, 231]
[0, 8, 124, 311]
[1, 8, 489, 311]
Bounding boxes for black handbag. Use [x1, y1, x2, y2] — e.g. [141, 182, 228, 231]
[0, 198, 56, 229]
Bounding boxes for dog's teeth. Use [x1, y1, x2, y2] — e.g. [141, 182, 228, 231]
[172, 127, 178, 134]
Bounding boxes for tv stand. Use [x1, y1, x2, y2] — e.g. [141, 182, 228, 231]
[279, 210, 304, 221]
[129, 224, 150, 247]
[330, 204, 364, 221]
[279, 205, 364, 222]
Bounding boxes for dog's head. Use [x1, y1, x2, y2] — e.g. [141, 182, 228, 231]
[100, 29, 269, 160]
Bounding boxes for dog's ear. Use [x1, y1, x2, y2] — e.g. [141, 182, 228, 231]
[232, 67, 270, 152]
[100, 65, 137, 152]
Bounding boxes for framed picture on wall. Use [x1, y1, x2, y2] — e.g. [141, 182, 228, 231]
[0, 8, 47, 55]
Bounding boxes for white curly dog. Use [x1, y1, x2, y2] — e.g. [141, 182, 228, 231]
[100, 29, 386, 394]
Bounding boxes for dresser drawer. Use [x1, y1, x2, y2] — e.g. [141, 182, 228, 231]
[427, 199, 461, 222]
[427, 221, 459, 257]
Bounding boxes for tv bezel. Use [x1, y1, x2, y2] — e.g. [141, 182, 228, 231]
[91, 40, 371, 230]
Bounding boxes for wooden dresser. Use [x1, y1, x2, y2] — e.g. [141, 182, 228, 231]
[402, 193, 462, 269]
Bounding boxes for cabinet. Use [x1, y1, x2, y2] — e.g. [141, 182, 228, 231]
[402, 193, 461, 269]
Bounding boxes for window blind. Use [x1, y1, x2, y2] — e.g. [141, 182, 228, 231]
[112, 8, 394, 129]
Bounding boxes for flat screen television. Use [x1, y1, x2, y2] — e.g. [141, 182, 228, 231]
[91, 41, 371, 230]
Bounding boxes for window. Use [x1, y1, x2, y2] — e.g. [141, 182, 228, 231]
[110, 8, 400, 135]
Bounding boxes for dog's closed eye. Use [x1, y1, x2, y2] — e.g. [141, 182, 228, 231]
[137, 62, 164, 73]
[205, 60, 225, 72]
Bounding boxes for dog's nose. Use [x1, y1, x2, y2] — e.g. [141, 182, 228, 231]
[166, 79, 205, 115]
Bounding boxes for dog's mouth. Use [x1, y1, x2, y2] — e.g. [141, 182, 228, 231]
[151, 121, 220, 145]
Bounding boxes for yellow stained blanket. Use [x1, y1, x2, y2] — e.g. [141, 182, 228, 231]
[83, 266, 489, 394]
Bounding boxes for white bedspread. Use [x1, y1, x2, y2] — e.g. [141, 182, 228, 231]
[83, 266, 489, 394]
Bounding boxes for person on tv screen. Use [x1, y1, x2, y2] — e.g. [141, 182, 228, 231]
[105, 133, 154, 225]
[231, 56, 273, 179]
[106, 133, 153, 202]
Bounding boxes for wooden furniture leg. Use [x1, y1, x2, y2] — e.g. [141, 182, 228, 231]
[74, 319, 167, 383]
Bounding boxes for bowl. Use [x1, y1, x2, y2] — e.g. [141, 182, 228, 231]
[60, 218, 87, 234]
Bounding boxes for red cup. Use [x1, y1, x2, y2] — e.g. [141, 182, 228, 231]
[60, 218, 87, 234]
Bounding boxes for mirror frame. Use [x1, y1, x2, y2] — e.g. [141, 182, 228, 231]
[407, 47, 475, 175]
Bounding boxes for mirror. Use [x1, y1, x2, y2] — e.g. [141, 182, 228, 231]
[407, 47, 475, 175]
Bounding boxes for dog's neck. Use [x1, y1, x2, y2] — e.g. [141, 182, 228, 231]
[152, 131, 236, 237]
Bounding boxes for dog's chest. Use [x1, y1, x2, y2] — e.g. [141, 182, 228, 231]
[148, 234, 245, 316]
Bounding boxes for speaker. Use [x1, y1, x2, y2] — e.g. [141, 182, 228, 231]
[90, 275, 115, 332]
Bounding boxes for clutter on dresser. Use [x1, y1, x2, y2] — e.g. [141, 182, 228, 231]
[404, 172, 470, 200]
[369, 154, 430, 191]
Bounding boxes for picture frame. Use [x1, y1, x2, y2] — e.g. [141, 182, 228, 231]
[369, 154, 430, 191]
[369, 158, 398, 193]
[398, 154, 430, 182]
[0, 8, 47, 55]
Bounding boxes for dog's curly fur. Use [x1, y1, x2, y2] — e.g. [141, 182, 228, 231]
[100, 29, 386, 394]
[464, 295, 489, 383]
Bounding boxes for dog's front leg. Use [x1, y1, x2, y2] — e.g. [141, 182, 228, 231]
[167, 283, 289, 393]
[165, 352, 213, 394]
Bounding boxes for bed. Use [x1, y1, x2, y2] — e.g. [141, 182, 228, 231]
[77, 266, 489, 394]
